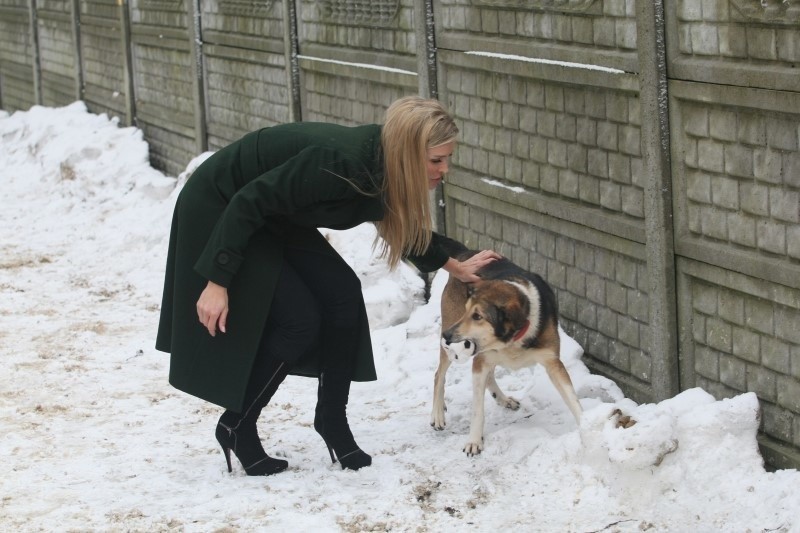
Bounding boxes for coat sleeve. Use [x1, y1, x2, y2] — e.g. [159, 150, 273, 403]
[194, 145, 357, 287]
[404, 231, 451, 273]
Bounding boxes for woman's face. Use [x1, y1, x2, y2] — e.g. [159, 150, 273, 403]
[426, 142, 455, 190]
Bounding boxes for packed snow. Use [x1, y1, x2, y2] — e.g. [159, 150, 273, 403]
[1, 102, 797, 532]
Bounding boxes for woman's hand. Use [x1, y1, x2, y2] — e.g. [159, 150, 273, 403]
[196, 280, 229, 336]
[443, 250, 502, 283]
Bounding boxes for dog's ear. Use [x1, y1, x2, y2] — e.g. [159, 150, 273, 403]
[484, 303, 501, 328]
[487, 304, 516, 341]
[466, 280, 483, 298]
[491, 290, 530, 341]
[504, 297, 529, 329]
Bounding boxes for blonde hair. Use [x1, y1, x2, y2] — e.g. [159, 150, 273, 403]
[376, 96, 459, 268]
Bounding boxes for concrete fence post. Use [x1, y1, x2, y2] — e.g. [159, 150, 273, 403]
[187, 0, 207, 154]
[414, 0, 437, 99]
[70, 0, 82, 101]
[117, 0, 135, 126]
[27, 0, 41, 105]
[415, 0, 445, 234]
[636, 0, 680, 400]
[283, 0, 301, 123]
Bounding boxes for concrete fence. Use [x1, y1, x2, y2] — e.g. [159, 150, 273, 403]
[1, 0, 799, 469]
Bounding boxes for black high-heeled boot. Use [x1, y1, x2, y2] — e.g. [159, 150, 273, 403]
[215, 358, 290, 476]
[216, 420, 288, 476]
[314, 368, 372, 471]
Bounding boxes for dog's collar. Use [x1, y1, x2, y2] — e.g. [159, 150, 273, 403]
[512, 320, 530, 342]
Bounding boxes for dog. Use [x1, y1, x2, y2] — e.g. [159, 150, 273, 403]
[431, 236, 582, 456]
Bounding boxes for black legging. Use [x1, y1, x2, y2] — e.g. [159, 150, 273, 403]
[244, 241, 362, 399]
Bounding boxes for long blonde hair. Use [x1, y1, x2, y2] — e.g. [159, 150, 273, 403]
[376, 96, 459, 268]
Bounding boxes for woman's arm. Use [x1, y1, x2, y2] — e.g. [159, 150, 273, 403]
[441, 250, 501, 283]
[404, 231, 501, 281]
[194, 145, 356, 288]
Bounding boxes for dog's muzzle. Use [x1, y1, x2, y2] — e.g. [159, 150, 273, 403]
[440, 336, 475, 363]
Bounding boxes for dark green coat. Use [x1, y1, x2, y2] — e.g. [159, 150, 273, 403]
[155, 122, 449, 411]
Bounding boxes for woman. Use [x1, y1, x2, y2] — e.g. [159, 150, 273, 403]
[155, 96, 499, 475]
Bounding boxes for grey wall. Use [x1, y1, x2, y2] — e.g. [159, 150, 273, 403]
[666, 0, 800, 470]
[1, 0, 798, 469]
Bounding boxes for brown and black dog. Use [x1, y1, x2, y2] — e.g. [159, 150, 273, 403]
[431, 236, 582, 456]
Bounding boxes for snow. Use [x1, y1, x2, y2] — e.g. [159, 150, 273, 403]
[1, 102, 798, 532]
[296, 55, 418, 76]
[481, 177, 525, 194]
[465, 51, 627, 74]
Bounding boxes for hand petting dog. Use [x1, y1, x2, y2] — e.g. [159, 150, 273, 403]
[442, 249, 502, 283]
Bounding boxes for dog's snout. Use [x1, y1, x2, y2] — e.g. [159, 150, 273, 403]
[442, 329, 453, 345]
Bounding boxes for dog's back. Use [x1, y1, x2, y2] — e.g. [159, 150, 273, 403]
[435, 234, 557, 331]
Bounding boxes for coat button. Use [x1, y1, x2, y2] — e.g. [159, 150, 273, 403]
[217, 252, 230, 265]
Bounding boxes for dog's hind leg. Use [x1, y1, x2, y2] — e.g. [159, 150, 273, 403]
[431, 348, 451, 430]
[486, 369, 520, 411]
[543, 358, 582, 424]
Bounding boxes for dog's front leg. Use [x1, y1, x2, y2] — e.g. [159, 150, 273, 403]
[464, 358, 492, 456]
[431, 348, 451, 430]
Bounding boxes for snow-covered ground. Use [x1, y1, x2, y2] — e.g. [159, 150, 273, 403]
[1, 102, 797, 532]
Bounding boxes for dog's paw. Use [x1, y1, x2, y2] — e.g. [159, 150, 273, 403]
[500, 396, 520, 410]
[463, 440, 483, 456]
[431, 403, 447, 430]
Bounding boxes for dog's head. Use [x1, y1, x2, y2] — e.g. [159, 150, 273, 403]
[441, 280, 530, 363]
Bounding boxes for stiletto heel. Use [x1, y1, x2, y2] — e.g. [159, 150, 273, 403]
[220, 441, 233, 473]
[325, 444, 336, 464]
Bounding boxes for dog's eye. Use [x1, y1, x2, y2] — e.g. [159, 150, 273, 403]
[471, 312, 482, 321]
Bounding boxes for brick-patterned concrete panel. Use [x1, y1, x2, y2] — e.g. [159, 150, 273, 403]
[679, 261, 800, 464]
[667, 0, 799, 91]
[0, 7, 33, 62]
[300, 68, 411, 126]
[37, 9, 77, 107]
[444, 62, 643, 226]
[80, 17, 128, 122]
[131, 40, 197, 175]
[760, 402, 794, 445]
[132, 45, 195, 120]
[435, 0, 636, 72]
[202, 0, 283, 38]
[720, 352, 747, 390]
[205, 52, 289, 149]
[139, 120, 198, 178]
[38, 19, 74, 79]
[130, 1, 189, 27]
[672, 88, 800, 274]
[300, 0, 416, 56]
